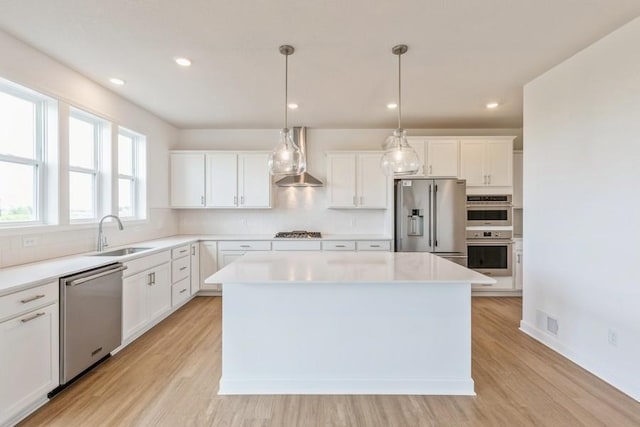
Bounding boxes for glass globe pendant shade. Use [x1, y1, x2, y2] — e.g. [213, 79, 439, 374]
[268, 128, 306, 176]
[380, 129, 420, 176]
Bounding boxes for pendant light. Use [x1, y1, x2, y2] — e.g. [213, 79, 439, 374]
[381, 44, 420, 176]
[268, 45, 306, 176]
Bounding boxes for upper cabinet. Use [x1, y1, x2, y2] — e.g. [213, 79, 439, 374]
[459, 139, 513, 189]
[405, 138, 459, 178]
[326, 152, 389, 209]
[170, 153, 206, 207]
[171, 151, 272, 209]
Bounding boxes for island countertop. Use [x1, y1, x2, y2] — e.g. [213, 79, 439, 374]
[206, 251, 495, 285]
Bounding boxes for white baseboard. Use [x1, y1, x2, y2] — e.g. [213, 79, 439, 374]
[219, 378, 475, 396]
[472, 290, 522, 297]
[519, 321, 639, 402]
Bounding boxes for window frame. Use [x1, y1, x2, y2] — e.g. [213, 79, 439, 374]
[117, 128, 139, 219]
[68, 108, 104, 223]
[0, 82, 47, 226]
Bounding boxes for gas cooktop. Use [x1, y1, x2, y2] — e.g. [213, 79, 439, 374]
[274, 230, 322, 239]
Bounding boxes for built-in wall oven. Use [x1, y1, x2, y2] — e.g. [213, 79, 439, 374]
[466, 195, 512, 226]
[466, 230, 512, 276]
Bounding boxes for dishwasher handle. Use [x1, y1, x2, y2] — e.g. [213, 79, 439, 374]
[67, 265, 128, 287]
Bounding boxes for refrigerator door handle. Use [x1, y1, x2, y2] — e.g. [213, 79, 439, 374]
[428, 184, 433, 248]
[433, 184, 438, 247]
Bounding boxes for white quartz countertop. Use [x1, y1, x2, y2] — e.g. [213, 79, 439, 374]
[206, 251, 496, 285]
[0, 234, 393, 296]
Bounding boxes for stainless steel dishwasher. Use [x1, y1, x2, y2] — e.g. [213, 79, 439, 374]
[58, 263, 127, 388]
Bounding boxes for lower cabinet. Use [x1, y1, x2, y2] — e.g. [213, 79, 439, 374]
[514, 240, 523, 290]
[199, 241, 219, 292]
[0, 300, 58, 426]
[122, 262, 171, 341]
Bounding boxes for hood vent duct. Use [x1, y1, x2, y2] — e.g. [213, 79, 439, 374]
[275, 127, 323, 187]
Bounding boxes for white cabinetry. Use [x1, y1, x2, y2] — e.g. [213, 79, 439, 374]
[122, 251, 172, 341]
[190, 243, 200, 295]
[171, 151, 271, 209]
[171, 245, 191, 308]
[460, 139, 513, 189]
[514, 239, 523, 290]
[216, 241, 271, 293]
[0, 282, 59, 426]
[326, 152, 389, 209]
[405, 138, 459, 178]
[199, 241, 219, 293]
[170, 153, 205, 207]
[206, 152, 271, 208]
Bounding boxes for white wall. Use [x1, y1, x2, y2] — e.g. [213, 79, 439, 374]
[0, 30, 179, 267]
[522, 18, 640, 400]
[176, 128, 522, 235]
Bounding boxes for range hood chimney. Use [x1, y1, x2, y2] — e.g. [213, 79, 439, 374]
[275, 127, 323, 187]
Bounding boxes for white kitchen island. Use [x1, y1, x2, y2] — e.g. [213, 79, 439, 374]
[206, 251, 494, 396]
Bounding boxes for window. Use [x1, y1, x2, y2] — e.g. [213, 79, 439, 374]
[69, 109, 106, 221]
[118, 127, 146, 219]
[0, 82, 48, 224]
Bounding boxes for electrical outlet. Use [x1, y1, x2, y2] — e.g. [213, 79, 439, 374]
[608, 329, 618, 347]
[22, 237, 38, 247]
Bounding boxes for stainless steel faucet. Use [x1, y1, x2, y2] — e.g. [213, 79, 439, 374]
[97, 215, 124, 252]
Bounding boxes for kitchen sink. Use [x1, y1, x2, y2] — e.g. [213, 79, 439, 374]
[92, 247, 152, 256]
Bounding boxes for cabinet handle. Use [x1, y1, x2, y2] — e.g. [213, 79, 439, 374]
[21, 312, 46, 323]
[20, 294, 45, 304]
[180, 249, 188, 254]
[201, 195, 205, 205]
[234, 196, 238, 205]
[152, 272, 156, 284]
[335, 245, 346, 248]
[429, 165, 433, 175]
[191, 246, 196, 256]
[240, 196, 244, 205]
[180, 266, 188, 271]
[240, 245, 251, 248]
[517, 254, 521, 263]
[370, 245, 381, 248]
[360, 196, 364, 205]
[488, 175, 491, 185]
[180, 288, 188, 294]
[148, 273, 153, 286]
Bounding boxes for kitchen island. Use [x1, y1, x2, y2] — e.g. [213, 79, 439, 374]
[206, 251, 494, 396]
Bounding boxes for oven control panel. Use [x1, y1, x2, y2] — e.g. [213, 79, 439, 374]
[466, 230, 513, 240]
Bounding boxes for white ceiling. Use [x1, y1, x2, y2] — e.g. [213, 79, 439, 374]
[1, 1, 639, 129]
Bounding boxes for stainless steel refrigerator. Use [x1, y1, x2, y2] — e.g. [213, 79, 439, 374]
[394, 178, 468, 266]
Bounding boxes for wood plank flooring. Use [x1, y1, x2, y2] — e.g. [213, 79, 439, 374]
[20, 297, 640, 426]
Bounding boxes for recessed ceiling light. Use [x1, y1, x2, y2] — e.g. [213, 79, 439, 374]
[175, 57, 192, 67]
[486, 102, 499, 109]
[288, 103, 299, 109]
[109, 78, 125, 86]
[387, 103, 398, 109]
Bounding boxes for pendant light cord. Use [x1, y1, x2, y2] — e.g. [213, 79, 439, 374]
[284, 52, 288, 130]
[397, 52, 402, 130]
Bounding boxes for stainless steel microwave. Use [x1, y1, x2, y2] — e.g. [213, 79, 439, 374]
[466, 195, 512, 226]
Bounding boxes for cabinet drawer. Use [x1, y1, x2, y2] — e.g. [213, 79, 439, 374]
[218, 241, 271, 251]
[172, 245, 191, 259]
[356, 241, 391, 251]
[124, 250, 171, 277]
[172, 277, 191, 307]
[0, 281, 58, 321]
[272, 241, 321, 251]
[172, 256, 191, 283]
[322, 241, 356, 251]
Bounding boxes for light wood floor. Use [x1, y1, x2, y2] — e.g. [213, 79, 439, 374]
[20, 297, 640, 426]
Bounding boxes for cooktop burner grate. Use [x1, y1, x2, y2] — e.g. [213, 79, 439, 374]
[274, 230, 322, 239]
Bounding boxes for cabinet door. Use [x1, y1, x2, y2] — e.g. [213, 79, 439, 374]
[357, 153, 388, 208]
[485, 140, 512, 187]
[327, 154, 357, 208]
[238, 153, 271, 208]
[200, 242, 219, 292]
[427, 140, 459, 177]
[514, 249, 523, 290]
[123, 270, 149, 340]
[147, 263, 171, 322]
[206, 153, 238, 207]
[217, 251, 246, 270]
[405, 138, 426, 177]
[459, 141, 486, 186]
[190, 243, 200, 295]
[0, 303, 58, 426]
[170, 153, 205, 207]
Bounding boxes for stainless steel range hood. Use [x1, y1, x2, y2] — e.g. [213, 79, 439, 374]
[275, 127, 323, 187]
